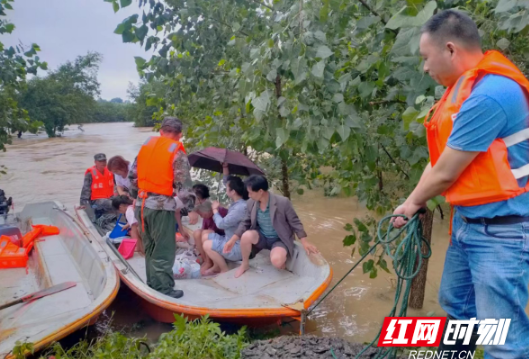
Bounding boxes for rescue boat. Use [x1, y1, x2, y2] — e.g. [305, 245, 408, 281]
[76, 207, 332, 327]
[0, 202, 119, 358]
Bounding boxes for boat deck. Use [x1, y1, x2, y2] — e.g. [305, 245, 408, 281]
[127, 243, 326, 309]
[0, 202, 119, 358]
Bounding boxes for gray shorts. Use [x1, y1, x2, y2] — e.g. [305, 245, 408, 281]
[252, 232, 288, 256]
[209, 232, 243, 262]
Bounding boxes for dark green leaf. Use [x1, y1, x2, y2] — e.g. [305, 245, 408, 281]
[363, 259, 374, 273]
[114, 23, 126, 35]
[135, 25, 149, 42]
[120, 0, 132, 7]
[344, 223, 353, 231]
[378, 258, 391, 273]
[122, 31, 136, 43]
[354, 218, 368, 233]
[135, 56, 146, 67]
[113, 1, 119, 12]
[369, 266, 378, 279]
[343, 234, 357, 246]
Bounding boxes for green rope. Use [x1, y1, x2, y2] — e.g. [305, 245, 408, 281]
[306, 212, 432, 359]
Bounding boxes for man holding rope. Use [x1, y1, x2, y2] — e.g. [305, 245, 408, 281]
[393, 10, 529, 359]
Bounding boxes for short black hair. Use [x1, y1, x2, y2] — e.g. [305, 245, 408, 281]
[244, 175, 269, 192]
[192, 183, 210, 200]
[421, 10, 481, 50]
[226, 175, 249, 200]
[112, 195, 133, 210]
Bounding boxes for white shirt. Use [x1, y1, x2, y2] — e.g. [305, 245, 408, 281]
[114, 163, 132, 190]
[125, 205, 138, 226]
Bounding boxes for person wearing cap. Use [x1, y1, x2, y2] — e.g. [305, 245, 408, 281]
[80, 153, 115, 221]
[128, 117, 195, 299]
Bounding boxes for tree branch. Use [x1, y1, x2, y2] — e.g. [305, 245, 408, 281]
[250, 0, 273, 10]
[381, 143, 409, 179]
[357, 0, 385, 24]
[369, 99, 406, 106]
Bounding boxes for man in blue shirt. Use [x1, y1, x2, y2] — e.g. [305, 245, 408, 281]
[393, 10, 529, 359]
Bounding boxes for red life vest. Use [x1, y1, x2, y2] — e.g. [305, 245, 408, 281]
[424, 50, 529, 206]
[137, 136, 186, 197]
[85, 166, 114, 200]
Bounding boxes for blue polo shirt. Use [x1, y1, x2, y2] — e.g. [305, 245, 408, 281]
[447, 74, 529, 218]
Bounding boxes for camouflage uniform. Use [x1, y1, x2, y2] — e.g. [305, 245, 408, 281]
[128, 150, 196, 212]
[128, 118, 195, 296]
[80, 155, 116, 224]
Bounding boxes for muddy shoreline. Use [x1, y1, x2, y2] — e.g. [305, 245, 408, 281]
[242, 335, 406, 359]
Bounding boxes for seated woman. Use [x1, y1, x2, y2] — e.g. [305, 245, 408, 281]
[111, 195, 144, 254]
[107, 156, 132, 196]
[202, 176, 248, 275]
[193, 196, 228, 273]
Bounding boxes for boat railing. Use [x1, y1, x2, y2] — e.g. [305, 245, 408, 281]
[104, 237, 144, 284]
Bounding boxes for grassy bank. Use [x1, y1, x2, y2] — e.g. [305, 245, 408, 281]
[14, 316, 248, 359]
[13, 315, 486, 359]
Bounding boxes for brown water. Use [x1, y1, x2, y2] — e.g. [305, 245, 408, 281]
[0, 122, 451, 343]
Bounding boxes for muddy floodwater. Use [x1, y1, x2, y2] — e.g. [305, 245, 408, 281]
[1, 122, 451, 343]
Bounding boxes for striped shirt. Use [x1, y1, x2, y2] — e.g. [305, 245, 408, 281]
[257, 199, 278, 238]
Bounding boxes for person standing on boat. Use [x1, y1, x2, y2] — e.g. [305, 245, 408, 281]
[224, 175, 319, 278]
[392, 10, 529, 358]
[80, 153, 115, 222]
[129, 117, 195, 299]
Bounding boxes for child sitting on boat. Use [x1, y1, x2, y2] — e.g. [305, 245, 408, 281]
[111, 195, 144, 254]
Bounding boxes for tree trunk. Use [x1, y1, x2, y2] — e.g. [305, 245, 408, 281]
[281, 158, 291, 200]
[409, 208, 434, 309]
[274, 74, 291, 199]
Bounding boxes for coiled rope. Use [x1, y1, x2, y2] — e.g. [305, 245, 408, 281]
[304, 211, 432, 359]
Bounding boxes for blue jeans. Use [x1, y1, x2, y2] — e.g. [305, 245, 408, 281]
[439, 213, 529, 358]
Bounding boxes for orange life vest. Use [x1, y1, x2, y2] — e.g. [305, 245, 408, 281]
[137, 136, 186, 197]
[85, 166, 115, 200]
[425, 50, 529, 207]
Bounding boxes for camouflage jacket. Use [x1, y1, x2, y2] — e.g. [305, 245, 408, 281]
[128, 147, 195, 212]
[80, 172, 117, 206]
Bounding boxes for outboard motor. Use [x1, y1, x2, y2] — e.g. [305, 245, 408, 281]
[0, 189, 13, 219]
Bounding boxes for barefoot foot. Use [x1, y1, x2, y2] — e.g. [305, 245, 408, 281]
[204, 266, 221, 276]
[234, 263, 250, 278]
[200, 261, 213, 276]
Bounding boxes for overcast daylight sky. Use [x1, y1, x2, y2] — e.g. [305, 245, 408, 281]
[4, 0, 149, 100]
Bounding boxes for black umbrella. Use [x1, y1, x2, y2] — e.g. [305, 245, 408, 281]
[188, 147, 265, 176]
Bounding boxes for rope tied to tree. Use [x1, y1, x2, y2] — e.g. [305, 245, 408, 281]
[304, 210, 432, 359]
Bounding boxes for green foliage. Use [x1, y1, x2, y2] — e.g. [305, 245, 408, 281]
[13, 315, 248, 359]
[0, 0, 47, 150]
[126, 82, 163, 127]
[153, 315, 247, 359]
[91, 100, 133, 123]
[19, 52, 102, 137]
[110, 0, 529, 275]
